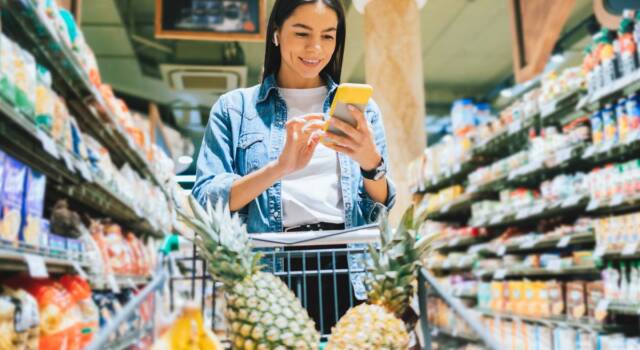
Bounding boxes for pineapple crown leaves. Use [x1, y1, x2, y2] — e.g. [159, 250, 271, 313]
[365, 205, 441, 316]
[176, 196, 263, 286]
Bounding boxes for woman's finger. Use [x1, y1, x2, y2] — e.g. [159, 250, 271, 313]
[301, 120, 326, 134]
[323, 140, 354, 155]
[300, 113, 325, 122]
[347, 105, 366, 130]
[323, 131, 359, 149]
[329, 117, 359, 137]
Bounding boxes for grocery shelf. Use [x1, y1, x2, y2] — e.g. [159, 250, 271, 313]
[476, 309, 610, 332]
[427, 259, 475, 273]
[0, 96, 163, 237]
[422, 192, 476, 222]
[90, 274, 151, 291]
[483, 230, 595, 256]
[432, 326, 480, 343]
[434, 235, 491, 253]
[0, 239, 87, 274]
[608, 301, 640, 316]
[581, 133, 640, 168]
[473, 117, 534, 160]
[415, 160, 477, 194]
[539, 90, 582, 127]
[576, 69, 640, 110]
[105, 325, 153, 350]
[453, 291, 478, 300]
[474, 263, 599, 280]
[2, 0, 157, 182]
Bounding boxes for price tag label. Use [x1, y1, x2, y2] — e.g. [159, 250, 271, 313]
[595, 299, 610, 321]
[36, 129, 60, 159]
[557, 236, 572, 248]
[497, 245, 507, 256]
[531, 203, 545, 215]
[24, 254, 48, 278]
[515, 210, 528, 220]
[61, 152, 75, 173]
[582, 146, 595, 159]
[72, 261, 88, 279]
[509, 120, 523, 134]
[520, 239, 538, 249]
[562, 195, 582, 208]
[622, 242, 639, 256]
[442, 260, 451, 269]
[108, 274, 121, 293]
[448, 237, 461, 247]
[468, 185, 478, 193]
[490, 215, 502, 225]
[546, 260, 563, 272]
[556, 148, 572, 163]
[493, 268, 507, 279]
[540, 101, 557, 118]
[126, 278, 138, 290]
[610, 194, 624, 207]
[441, 203, 452, 213]
[453, 164, 461, 173]
[586, 198, 600, 211]
[594, 245, 607, 258]
[76, 162, 93, 182]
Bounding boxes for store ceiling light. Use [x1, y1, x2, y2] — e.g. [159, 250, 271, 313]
[178, 155, 193, 165]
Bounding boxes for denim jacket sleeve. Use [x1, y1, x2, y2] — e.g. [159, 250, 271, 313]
[192, 95, 241, 208]
[358, 99, 397, 222]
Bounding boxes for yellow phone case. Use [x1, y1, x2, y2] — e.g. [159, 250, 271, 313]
[324, 83, 373, 142]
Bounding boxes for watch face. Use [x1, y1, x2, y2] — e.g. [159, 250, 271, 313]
[373, 169, 387, 181]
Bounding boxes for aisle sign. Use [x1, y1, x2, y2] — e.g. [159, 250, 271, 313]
[36, 129, 60, 159]
[24, 254, 48, 278]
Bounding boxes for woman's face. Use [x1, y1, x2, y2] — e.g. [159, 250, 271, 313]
[277, 2, 338, 82]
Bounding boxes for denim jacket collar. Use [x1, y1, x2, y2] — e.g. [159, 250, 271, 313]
[257, 73, 339, 104]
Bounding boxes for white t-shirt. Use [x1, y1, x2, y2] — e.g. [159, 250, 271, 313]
[278, 86, 344, 227]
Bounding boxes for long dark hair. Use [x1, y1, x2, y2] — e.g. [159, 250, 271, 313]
[262, 0, 346, 84]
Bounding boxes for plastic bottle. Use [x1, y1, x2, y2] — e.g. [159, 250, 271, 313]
[605, 262, 620, 301]
[619, 13, 638, 76]
[635, 11, 640, 63]
[617, 98, 630, 142]
[592, 32, 605, 91]
[631, 261, 640, 302]
[602, 103, 618, 144]
[627, 93, 640, 135]
[583, 46, 597, 95]
[600, 29, 620, 86]
[590, 111, 604, 145]
[621, 262, 629, 300]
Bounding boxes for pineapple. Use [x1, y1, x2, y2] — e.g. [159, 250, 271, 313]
[326, 206, 440, 350]
[178, 197, 320, 350]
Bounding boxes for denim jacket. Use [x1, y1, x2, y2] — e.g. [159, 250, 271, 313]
[192, 73, 396, 231]
[192, 74, 396, 299]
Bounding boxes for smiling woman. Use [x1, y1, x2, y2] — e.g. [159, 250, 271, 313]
[192, 0, 397, 331]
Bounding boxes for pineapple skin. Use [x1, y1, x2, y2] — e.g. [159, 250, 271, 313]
[225, 272, 320, 350]
[325, 304, 409, 350]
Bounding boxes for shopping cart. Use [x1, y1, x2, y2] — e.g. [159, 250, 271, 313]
[169, 225, 500, 349]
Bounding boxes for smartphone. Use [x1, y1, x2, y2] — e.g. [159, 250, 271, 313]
[323, 83, 373, 143]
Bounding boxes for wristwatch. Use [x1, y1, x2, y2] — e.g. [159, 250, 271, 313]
[361, 157, 387, 181]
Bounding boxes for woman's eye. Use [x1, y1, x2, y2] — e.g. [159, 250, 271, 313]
[323, 35, 335, 41]
[295, 32, 309, 37]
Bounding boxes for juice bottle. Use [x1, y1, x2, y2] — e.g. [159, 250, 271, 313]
[590, 110, 604, 145]
[583, 46, 597, 95]
[592, 32, 605, 91]
[600, 29, 620, 86]
[635, 11, 640, 63]
[619, 16, 638, 76]
[626, 93, 640, 135]
[602, 103, 618, 144]
[617, 98, 630, 142]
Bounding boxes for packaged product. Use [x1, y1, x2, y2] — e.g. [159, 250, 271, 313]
[21, 168, 46, 247]
[602, 103, 618, 143]
[546, 280, 565, 316]
[48, 233, 67, 255]
[566, 281, 587, 319]
[1, 285, 40, 350]
[0, 34, 16, 104]
[13, 46, 37, 118]
[1, 157, 27, 243]
[586, 281, 605, 322]
[59, 275, 99, 348]
[35, 65, 55, 131]
[590, 111, 604, 145]
[599, 29, 620, 86]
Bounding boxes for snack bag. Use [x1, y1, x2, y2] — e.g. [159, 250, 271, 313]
[21, 169, 46, 247]
[59, 275, 99, 348]
[13, 46, 37, 118]
[1, 285, 40, 350]
[1, 157, 27, 243]
[0, 34, 16, 104]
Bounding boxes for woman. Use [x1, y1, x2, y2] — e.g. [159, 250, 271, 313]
[192, 0, 396, 331]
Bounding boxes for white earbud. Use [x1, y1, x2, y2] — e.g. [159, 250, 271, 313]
[273, 32, 279, 47]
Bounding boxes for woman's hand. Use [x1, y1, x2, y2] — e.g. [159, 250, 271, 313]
[275, 114, 325, 176]
[322, 105, 381, 171]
